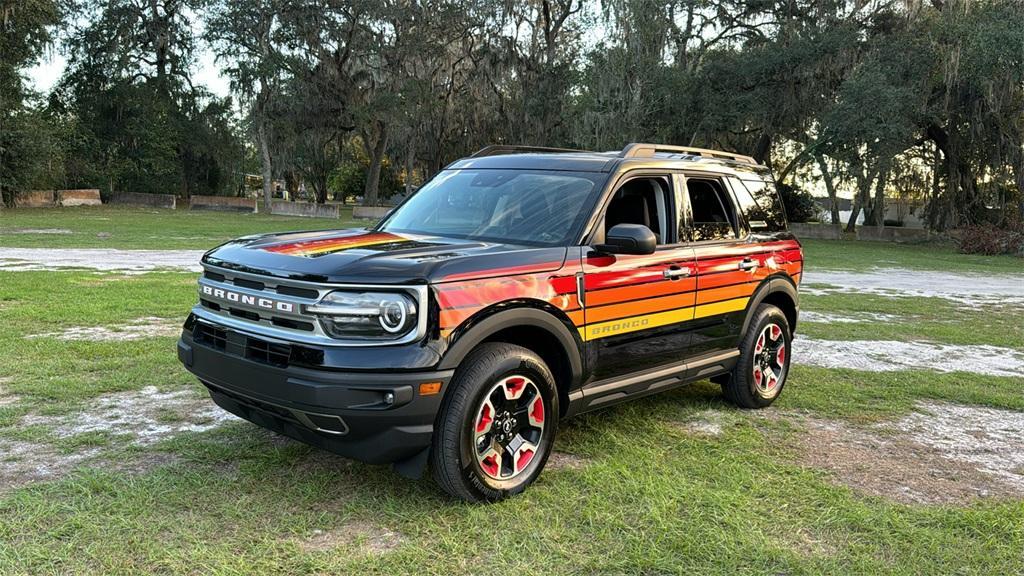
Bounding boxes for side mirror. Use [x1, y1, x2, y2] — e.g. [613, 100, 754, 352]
[595, 223, 657, 255]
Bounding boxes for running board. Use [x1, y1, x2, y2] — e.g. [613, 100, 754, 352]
[571, 349, 740, 415]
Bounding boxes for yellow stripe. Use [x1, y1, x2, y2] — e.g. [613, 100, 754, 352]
[578, 297, 750, 342]
[694, 297, 749, 320]
[290, 238, 399, 256]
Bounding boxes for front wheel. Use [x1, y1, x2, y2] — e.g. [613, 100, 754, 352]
[431, 343, 558, 502]
[721, 304, 792, 409]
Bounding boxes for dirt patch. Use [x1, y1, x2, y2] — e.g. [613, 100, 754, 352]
[802, 268, 1024, 308]
[795, 337, 1024, 378]
[799, 311, 903, 324]
[0, 248, 204, 273]
[1, 386, 235, 491]
[675, 410, 733, 436]
[891, 402, 1024, 490]
[26, 317, 182, 342]
[794, 406, 1024, 504]
[20, 386, 236, 446]
[297, 520, 404, 555]
[0, 228, 73, 235]
[0, 439, 104, 490]
[546, 451, 590, 471]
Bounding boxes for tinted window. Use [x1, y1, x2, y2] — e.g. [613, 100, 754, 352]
[604, 177, 672, 244]
[686, 178, 737, 242]
[381, 169, 603, 246]
[733, 177, 787, 232]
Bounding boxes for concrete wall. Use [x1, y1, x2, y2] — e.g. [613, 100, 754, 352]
[17, 191, 56, 207]
[110, 192, 176, 209]
[270, 201, 339, 219]
[352, 206, 391, 220]
[59, 189, 102, 207]
[789, 223, 843, 240]
[855, 226, 931, 242]
[190, 195, 257, 213]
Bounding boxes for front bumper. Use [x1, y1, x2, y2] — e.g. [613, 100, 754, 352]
[177, 322, 453, 465]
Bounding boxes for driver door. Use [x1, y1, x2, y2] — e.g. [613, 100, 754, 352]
[581, 173, 697, 381]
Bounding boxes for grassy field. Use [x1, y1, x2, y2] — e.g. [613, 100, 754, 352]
[1, 207, 1023, 575]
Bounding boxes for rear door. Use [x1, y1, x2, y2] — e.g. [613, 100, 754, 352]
[680, 173, 773, 357]
[581, 172, 697, 381]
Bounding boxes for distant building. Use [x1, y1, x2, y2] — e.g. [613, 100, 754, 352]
[814, 197, 926, 228]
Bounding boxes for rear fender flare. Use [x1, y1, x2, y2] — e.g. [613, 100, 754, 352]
[740, 274, 799, 337]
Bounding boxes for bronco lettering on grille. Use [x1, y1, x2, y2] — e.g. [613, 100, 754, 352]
[201, 285, 295, 313]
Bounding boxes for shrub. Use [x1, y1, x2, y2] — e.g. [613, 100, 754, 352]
[777, 183, 819, 223]
[956, 221, 1024, 256]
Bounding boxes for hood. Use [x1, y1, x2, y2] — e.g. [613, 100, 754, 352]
[202, 228, 568, 285]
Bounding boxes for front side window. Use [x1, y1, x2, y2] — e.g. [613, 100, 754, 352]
[380, 169, 605, 246]
[602, 176, 673, 244]
[686, 178, 738, 242]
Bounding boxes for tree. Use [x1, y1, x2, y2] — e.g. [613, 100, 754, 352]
[206, 0, 285, 209]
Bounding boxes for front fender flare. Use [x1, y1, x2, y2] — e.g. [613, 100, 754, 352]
[437, 305, 584, 385]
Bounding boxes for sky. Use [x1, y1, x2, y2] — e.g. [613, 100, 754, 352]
[26, 20, 231, 99]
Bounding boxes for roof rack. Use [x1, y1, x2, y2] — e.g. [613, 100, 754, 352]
[620, 143, 757, 165]
[470, 145, 590, 158]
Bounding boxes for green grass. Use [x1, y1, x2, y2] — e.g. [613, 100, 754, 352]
[799, 292, 1024, 349]
[800, 238, 1024, 274]
[0, 209, 1023, 574]
[0, 205, 366, 249]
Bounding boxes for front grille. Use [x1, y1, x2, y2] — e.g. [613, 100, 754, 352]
[194, 322, 227, 350]
[196, 266, 326, 339]
[245, 337, 291, 368]
[192, 321, 324, 368]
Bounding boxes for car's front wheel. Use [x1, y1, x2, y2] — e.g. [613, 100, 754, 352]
[431, 343, 557, 502]
[721, 303, 792, 409]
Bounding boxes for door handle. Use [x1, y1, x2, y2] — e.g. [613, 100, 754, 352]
[663, 266, 691, 279]
[738, 258, 758, 271]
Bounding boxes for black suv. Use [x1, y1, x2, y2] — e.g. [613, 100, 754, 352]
[178, 143, 803, 502]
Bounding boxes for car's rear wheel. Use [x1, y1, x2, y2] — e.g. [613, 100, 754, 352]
[431, 343, 557, 502]
[721, 304, 791, 409]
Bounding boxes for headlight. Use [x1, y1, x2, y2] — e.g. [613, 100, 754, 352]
[307, 291, 419, 340]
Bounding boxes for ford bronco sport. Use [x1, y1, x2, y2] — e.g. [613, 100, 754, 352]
[177, 143, 803, 502]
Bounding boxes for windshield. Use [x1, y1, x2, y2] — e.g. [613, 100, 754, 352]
[379, 169, 605, 246]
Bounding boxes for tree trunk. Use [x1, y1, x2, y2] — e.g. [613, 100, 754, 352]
[405, 138, 415, 197]
[362, 121, 389, 207]
[257, 119, 274, 210]
[815, 154, 841, 232]
[870, 166, 889, 227]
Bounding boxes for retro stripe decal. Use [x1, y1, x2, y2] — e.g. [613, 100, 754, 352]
[578, 297, 749, 341]
[263, 232, 411, 257]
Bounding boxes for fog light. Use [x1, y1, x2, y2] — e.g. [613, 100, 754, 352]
[384, 392, 395, 405]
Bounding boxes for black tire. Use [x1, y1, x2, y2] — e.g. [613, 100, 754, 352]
[721, 304, 792, 409]
[430, 342, 558, 503]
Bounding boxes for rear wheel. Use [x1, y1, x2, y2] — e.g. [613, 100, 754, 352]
[721, 304, 791, 409]
[431, 343, 557, 502]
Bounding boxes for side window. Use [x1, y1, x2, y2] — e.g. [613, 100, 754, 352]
[603, 176, 673, 244]
[685, 178, 738, 242]
[731, 177, 787, 232]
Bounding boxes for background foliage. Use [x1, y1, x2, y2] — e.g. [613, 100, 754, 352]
[2, 0, 1022, 232]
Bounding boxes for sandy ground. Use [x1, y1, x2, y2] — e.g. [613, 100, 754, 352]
[802, 268, 1024, 307]
[0, 248, 205, 273]
[799, 311, 904, 324]
[0, 386, 236, 491]
[792, 401, 1024, 504]
[794, 337, 1024, 377]
[26, 317, 183, 342]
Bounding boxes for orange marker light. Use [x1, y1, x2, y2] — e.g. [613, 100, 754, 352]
[419, 382, 442, 396]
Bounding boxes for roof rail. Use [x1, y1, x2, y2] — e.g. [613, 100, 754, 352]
[470, 145, 590, 158]
[620, 143, 757, 165]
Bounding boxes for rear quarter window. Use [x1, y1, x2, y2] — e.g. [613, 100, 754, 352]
[731, 177, 787, 232]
